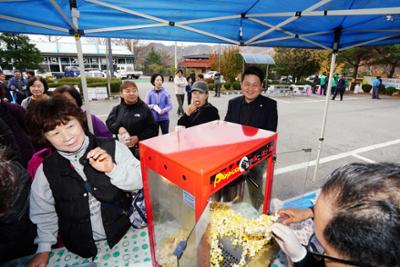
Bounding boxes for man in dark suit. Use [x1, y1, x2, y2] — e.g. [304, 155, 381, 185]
[222, 66, 277, 209]
[0, 72, 11, 102]
[225, 66, 277, 132]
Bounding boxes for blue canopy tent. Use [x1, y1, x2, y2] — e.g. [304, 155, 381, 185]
[1, 0, 399, 178]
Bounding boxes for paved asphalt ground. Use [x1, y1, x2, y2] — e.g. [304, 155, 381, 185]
[87, 77, 400, 201]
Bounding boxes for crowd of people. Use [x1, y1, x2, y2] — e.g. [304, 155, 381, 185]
[0, 66, 398, 267]
[312, 72, 350, 101]
[0, 66, 277, 265]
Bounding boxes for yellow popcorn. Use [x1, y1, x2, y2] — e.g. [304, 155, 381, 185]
[209, 203, 278, 267]
[156, 228, 189, 267]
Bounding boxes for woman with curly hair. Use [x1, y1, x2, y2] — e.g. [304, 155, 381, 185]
[25, 96, 142, 267]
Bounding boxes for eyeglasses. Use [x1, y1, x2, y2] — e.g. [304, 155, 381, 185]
[307, 233, 370, 267]
[122, 88, 138, 94]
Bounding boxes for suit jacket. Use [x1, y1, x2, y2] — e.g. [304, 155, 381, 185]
[225, 95, 277, 132]
[0, 82, 12, 102]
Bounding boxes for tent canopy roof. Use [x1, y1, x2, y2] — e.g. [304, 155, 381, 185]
[0, 0, 399, 50]
[240, 53, 275, 65]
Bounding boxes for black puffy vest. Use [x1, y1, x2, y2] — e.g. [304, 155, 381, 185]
[43, 136, 131, 258]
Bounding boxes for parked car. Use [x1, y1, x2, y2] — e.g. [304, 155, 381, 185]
[81, 69, 105, 78]
[203, 71, 218, 80]
[35, 70, 54, 80]
[1, 69, 14, 80]
[64, 66, 80, 77]
[306, 75, 315, 82]
[279, 75, 294, 83]
[52, 72, 65, 79]
[102, 70, 121, 78]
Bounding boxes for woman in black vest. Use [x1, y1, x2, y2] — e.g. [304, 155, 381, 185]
[25, 96, 142, 267]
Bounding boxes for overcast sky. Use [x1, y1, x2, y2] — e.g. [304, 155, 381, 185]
[28, 34, 215, 47]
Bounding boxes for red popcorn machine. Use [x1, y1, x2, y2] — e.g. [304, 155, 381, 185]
[139, 121, 277, 266]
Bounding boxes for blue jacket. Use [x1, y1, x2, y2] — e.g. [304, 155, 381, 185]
[145, 87, 172, 122]
[7, 77, 28, 104]
[372, 78, 380, 87]
[7, 77, 27, 92]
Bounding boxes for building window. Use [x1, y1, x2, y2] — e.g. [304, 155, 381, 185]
[60, 57, 69, 64]
[50, 65, 59, 72]
[50, 57, 58, 64]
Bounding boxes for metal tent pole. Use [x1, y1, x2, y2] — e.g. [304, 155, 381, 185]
[105, 38, 112, 98]
[265, 64, 269, 91]
[70, 4, 94, 133]
[312, 52, 336, 181]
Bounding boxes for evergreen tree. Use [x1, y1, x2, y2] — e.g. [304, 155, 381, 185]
[373, 45, 400, 78]
[0, 33, 42, 70]
[336, 47, 374, 79]
[144, 48, 162, 75]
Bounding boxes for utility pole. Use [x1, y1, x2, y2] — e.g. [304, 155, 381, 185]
[174, 41, 178, 70]
[131, 39, 135, 70]
[218, 44, 221, 72]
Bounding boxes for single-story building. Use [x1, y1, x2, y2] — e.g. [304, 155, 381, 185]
[32, 41, 134, 72]
[179, 54, 211, 74]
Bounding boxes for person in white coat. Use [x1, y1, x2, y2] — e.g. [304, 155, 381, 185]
[173, 69, 187, 116]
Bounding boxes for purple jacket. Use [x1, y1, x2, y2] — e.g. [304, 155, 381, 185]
[145, 87, 172, 122]
[91, 114, 113, 138]
[0, 101, 35, 167]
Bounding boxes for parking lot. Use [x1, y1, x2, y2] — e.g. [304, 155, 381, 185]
[87, 77, 400, 200]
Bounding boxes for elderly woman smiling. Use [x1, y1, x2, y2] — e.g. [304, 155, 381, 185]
[25, 96, 142, 267]
[21, 76, 49, 110]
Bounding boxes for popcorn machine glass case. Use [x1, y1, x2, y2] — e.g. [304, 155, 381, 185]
[139, 121, 277, 266]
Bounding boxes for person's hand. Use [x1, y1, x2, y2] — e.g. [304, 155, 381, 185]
[27, 252, 50, 267]
[271, 223, 307, 263]
[87, 147, 113, 173]
[278, 207, 313, 225]
[185, 103, 197, 116]
[126, 135, 139, 148]
[117, 132, 130, 145]
[118, 127, 128, 135]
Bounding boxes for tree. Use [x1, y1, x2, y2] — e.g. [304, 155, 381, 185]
[220, 47, 242, 82]
[336, 47, 375, 79]
[274, 48, 321, 81]
[373, 45, 400, 78]
[158, 49, 173, 68]
[0, 33, 42, 70]
[209, 52, 218, 71]
[144, 48, 162, 75]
